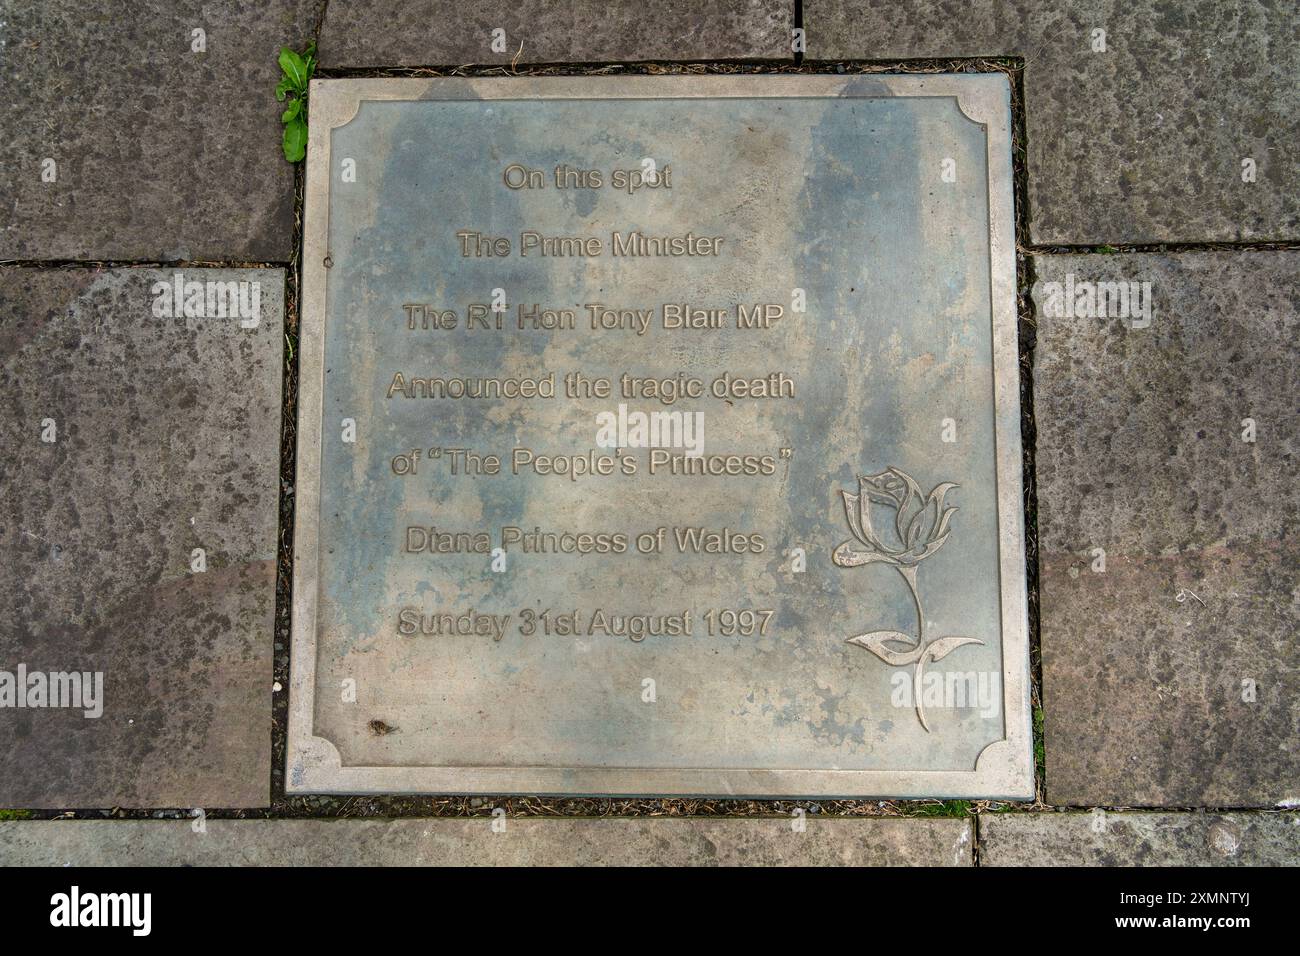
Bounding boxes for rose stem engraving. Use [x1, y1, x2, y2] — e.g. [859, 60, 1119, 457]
[833, 468, 983, 731]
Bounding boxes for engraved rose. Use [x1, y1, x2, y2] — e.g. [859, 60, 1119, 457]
[833, 468, 956, 568]
[833, 468, 982, 731]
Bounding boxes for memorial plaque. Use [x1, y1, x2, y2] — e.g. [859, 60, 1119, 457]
[289, 76, 1032, 798]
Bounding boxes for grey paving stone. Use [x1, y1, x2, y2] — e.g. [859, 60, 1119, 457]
[806, 0, 1012, 58]
[317, 0, 793, 66]
[805, 1, 1300, 243]
[0, 817, 973, 865]
[981, 812, 1300, 865]
[0, 267, 283, 808]
[0, 2, 318, 261]
[1031, 251, 1299, 807]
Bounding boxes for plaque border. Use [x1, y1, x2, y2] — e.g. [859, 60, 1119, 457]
[289, 74, 1033, 799]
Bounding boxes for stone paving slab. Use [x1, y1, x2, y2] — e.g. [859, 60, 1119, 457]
[1031, 251, 1299, 807]
[981, 812, 1300, 865]
[0, 1, 318, 261]
[317, 0, 793, 66]
[0, 267, 283, 808]
[0, 817, 973, 865]
[805, 1, 1300, 244]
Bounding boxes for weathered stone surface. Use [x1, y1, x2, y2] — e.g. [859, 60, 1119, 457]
[0, 817, 973, 865]
[318, 0, 793, 66]
[0, 267, 283, 808]
[0, 2, 318, 261]
[981, 812, 1300, 866]
[1031, 252, 1299, 807]
[805, 1, 1300, 243]
[806, 0, 1010, 58]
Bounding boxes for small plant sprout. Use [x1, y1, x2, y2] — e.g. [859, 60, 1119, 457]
[276, 41, 317, 162]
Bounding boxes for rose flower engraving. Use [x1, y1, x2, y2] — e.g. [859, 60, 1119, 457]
[833, 468, 983, 731]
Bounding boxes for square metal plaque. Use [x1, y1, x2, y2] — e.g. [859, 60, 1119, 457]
[289, 75, 1032, 798]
